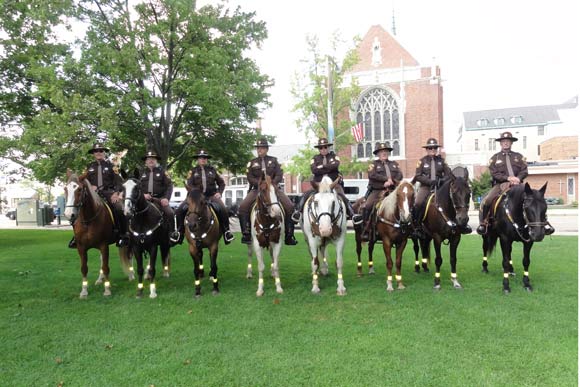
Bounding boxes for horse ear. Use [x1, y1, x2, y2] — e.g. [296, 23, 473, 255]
[311, 181, 319, 192]
[132, 168, 140, 179]
[539, 182, 548, 196]
[524, 182, 533, 195]
[463, 168, 469, 180]
[66, 168, 72, 180]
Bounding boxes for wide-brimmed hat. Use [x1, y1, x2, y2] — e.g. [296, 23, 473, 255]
[142, 150, 161, 161]
[254, 138, 270, 148]
[314, 137, 333, 149]
[88, 143, 110, 154]
[495, 131, 518, 142]
[422, 138, 441, 149]
[373, 142, 394, 155]
[193, 149, 212, 159]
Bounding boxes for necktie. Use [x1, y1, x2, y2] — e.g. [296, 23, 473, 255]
[261, 158, 266, 172]
[383, 161, 392, 180]
[97, 162, 103, 188]
[430, 157, 436, 181]
[505, 153, 515, 177]
[201, 167, 207, 193]
[322, 156, 327, 166]
[147, 169, 154, 193]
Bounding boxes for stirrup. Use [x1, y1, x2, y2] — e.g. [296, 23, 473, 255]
[169, 231, 180, 244]
[352, 214, 363, 225]
[291, 211, 302, 224]
[224, 230, 235, 244]
[476, 224, 487, 235]
[68, 238, 77, 249]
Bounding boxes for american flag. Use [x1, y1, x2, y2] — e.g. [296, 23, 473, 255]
[351, 122, 363, 142]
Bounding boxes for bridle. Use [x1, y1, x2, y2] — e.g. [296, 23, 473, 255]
[378, 185, 412, 230]
[503, 194, 549, 243]
[125, 180, 164, 243]
[185, 198, 217, 242]
[66, 181, 102, 224]
[307, 190, 344, 237]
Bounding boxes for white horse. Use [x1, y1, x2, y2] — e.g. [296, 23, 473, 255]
[250, 175, 284, 296]
[302, 176, 347, 295]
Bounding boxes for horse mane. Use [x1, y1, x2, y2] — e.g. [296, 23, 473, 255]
[187, 188, 205, 211]
[318, 176, 333, 193]
[378, 185, 399, 218]
[81, 178, 103, 208]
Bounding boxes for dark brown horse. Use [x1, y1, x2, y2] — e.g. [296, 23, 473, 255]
[375, 181, 415, 291]
[352, 197, 378, 276]
[417, 168, 471, 290]
[123, 178, 171, 298]
[184, 188, 222, 297]
[64, 171, 131, 298]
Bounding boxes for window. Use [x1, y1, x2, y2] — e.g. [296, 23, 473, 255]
[523, 136, 527, 149]
[510, 115, 523, 124]
[343, 186, 360, 195]
[493, 117, 505, 126]
[538, 126, 545, 135]
[230, 176, 248, 185]
[355, 87, 401, 157]
[235, 190, 244, 205]
[568, 177, 575, 196]
[225, 191, 233, 207]
[475, 139, 479, 151]
[488, 138, 493, 150]
[476, 118, 489, 127]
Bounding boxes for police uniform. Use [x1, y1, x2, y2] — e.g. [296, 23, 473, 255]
[365, 158, 403, 211]
[414, 138, 452, 210]
[238, 138, 297, 245]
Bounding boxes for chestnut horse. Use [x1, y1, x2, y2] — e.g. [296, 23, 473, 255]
[184, 188, 222, 297]
[64, 171, 131, 298]
[375, 181, 415, 291]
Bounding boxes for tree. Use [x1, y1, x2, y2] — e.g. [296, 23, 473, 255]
[471, 170, 492, 204]
[0, 0, 272, 185]
[290, 32, 360, 152]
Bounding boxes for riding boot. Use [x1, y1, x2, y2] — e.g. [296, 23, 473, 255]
[217, 205, 234, 244]
[344, 197, 363, 225]
[476, 202, 490, 235]
[361, 208, 371, 241]
[68, 236, 77, 249]
[411, 206, 425, 239]
[115, 209, 129, 247]
[239, 213, 252, 245]
[284, 216, 298, 245]
[174, 202, 187, 245]
[291, 192, 309, 223]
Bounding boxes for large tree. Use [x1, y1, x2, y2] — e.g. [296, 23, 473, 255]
[0, 0, 272, 185]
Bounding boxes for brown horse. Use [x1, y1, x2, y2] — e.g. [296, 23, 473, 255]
[184, 188, 222, 297]
[64, 171, 131, 298]
[352, 197, 378, 276]
[375, 181, 415, 291]
[417, 168, 471, 290]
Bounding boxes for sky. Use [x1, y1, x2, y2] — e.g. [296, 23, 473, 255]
[224, 0, 580, 151]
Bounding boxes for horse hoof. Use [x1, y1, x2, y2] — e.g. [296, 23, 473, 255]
[414, 267, 420, 273]
[246, 273, 253, 279]
[368, 268, 375, 275]
[103, 291, 111, 297]
[482, 268, 489, 274]
[524, 286, 533, 293]
[149, 293, 157, 299]
[386, 286, 394, 292]
[503, 288, 511, 294]
[194, 294, 201, 299]
[509, 272, 516, 277]
[336, 289, 346, 296]
[433, 284, 441, 291]
[423, 268, 430, 273]
[163, 272, 170, 278]
[79, 293, 88, 299]
[256, 291, 264, 297]
[212, 290, 220, 296]
[398, 284, 406, 290]
[276, 288, 284, 294]
[128, 274, 135, 281]
[311, 287, 320, 294]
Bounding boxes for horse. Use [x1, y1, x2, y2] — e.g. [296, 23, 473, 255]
[352, 197, 378, 276]
[480, 182, 551, 293]
[375, 181, 415, 291]
[302, 176, 348, 295]
[184, 188, 222, 297]
[417, 167, 471, 290]
[64, 171, 131, 298]
[123, 178, 171, 298]
[251, 174, 284, 296]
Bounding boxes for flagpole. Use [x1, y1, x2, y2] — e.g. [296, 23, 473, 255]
[326, 55, 334, 142]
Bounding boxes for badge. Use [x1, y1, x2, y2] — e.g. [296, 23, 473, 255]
[514, 158, 519, 162]
[104, 167, 109, 171]
[253, 163, 260, 167]
[142, 174, 146, 178]
[89, 168, 95, 172]
[156, 173, 160, 177]
[424, 164, 429, 168]
[496, 159, 503, 164]
[268, 160, 272, 165]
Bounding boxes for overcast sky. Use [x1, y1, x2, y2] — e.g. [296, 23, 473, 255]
[224, 0, 580, 150]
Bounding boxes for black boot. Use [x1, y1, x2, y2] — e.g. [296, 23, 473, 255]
[284, 217, 298, 245]
[361, 208, 371, 241]
[476, 203, 489, 235]
[238, 213, 252, 245]
[217, 204, 234, 244]
[291, 191, 310, 223]
[68, 236, 77, 249]
[115, 209, 129, 247]
[345, 198, 363, 225]
[174, 202, 187, 245]
[411, 206, 425, 239]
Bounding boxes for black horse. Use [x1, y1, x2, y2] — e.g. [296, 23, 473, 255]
[481, 182, 552, 293]
[123, 178, 171, 298]
[417, 168, 471, 290]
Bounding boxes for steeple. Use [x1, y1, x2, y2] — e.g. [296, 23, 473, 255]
[391, 5, 397, 36]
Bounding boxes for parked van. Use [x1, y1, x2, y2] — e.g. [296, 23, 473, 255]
[342, 179, 368, 204]
[223, 184, 249, 215]
[170, 187, 188, 209]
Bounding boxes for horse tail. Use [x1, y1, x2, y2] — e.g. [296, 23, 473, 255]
[118, 246, 132, 276]
[483, 232, 498, 257]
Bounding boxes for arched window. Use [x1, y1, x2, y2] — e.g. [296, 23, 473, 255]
[356, 87, 401, 158]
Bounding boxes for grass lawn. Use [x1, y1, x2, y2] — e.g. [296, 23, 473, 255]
[0, 230, 577, 386]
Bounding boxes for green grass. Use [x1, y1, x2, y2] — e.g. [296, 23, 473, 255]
[0, 230, 577, 386]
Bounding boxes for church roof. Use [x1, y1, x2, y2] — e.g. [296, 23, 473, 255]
[350, 25, 419, 72]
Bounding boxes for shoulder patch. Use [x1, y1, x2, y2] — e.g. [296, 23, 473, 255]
[522, 156, 527, 162]
[416, 160, 421, 168]
[246, 161, 251, 168]
[368, 164, 374, 171]
[310, 159, 315, 165]
[335, 156, 340, 161]
[187, 170, 192, 179]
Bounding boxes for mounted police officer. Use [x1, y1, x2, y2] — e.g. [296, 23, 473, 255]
[175, 150, 235, 245]
[361, 142, 403, 241]
[68, 143, 128, 248]
[238, 138, 298, 246]
[413, 137, 472, 235]
[139, 151, 180, 244]
[291, 137, 363, 226]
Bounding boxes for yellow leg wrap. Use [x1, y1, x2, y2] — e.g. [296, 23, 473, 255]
[524, 271, 529, 277]
[313, 274, 318, 280]
[451, 273, 457, 279]
[247, 264, 252, 269]
[149, 283, 156, 291]
[482, 256, 488, 261]
[435, 272, 441, 278]
[104, 281, 110, 287]
[337, 274, 343, 279]
[395, 275, 402, 281]
[212, 278, 218, 283]
[195, 280, 201, 286]
[258, 278, 264, 284]
[164, 266, 169, 271]
[138, 283, 144, 289]
[422, 258, 428, 264]
[275, 277, 281, 284]
[387, 276, 393, 281]
[368, 261, 373, 267]
[199, 264, 204, 270]
[503, 273, 509, 278]
[82, 281, 88, 286]
[357, 262, 362, 267]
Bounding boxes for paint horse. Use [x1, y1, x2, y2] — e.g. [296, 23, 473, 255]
[184, 188, 222, 297]
[375, 181, 415, 291]
[64, 171, 131, 298]
[123, 178, 171, 298]
[302, 176, 348, 295]
[251, 174, 285, 296]
[481, 182, 552, 293]
[417, 167, 471, 290]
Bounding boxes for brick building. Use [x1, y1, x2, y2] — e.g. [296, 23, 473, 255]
[341, 25, 445, 179]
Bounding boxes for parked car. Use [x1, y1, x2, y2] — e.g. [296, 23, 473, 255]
[545, 197, 559, 205]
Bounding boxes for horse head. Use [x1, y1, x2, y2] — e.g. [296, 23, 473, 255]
[123, 178, 142, 217]
[64, 171, 81, 219]
[185, 188, 210, 235]
[523, 182, 548, 242]
[448, 172, 471, 228]
[258, 173, 282, 219]
[312, 176, 341, 237]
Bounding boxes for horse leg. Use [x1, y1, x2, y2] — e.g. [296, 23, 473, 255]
[118, 246, 135, 281]
[355, 230, 363, 277]
[500, 237, 513, 294]
[101, 246, 112, 297]
[148, 246, 158, 298]
[79, 248, 89, 299]
[246, 244, 253, 279]
[522, 241, 534, 292]
[368, 238, 375, 275]
[255, 245, 265, 297]
[433, 237, 443, 290]
[419, 237, 431, 273]
[336, 236, 346, 296]
[135, 250, 145, 298]
[481, 234, 489, 273]
[162, 245, 171, 278]
[209, 244, 220, 295]
[449, 236, 463, 289]
[412, 236, 421, 273]
[383, 238, 394, 292]
[95, 254, 104, 285]
[271, 243, 283, 294]
[320, 246, 329, 276]
[396, 239, 407, 290]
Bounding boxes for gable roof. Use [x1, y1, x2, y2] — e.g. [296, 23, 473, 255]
[463, 104, 564, 131]
[350, 25, 419, 72]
